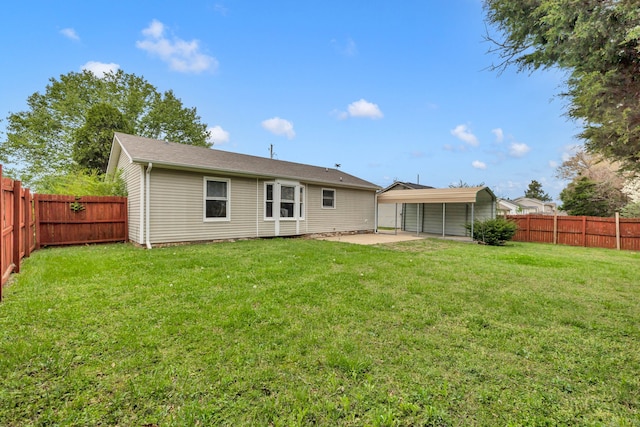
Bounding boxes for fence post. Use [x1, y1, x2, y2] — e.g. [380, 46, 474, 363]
[12, 180, 21, 273]
[527, 215, 531, 242]
[582, 216, 587, 247]
[34, 193, 41, 250]
[615, 212, 621, 250]
[24, 188, 32, 258]
[553, 211, 558, 245]
[0, 165, 3, 301]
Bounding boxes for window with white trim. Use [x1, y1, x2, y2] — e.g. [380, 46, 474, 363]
[265, 182, 304, 220]
[322, 188, 336, 209]
[204, 178, 230, 221]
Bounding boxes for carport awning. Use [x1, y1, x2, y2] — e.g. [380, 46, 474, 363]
[377, 186, 492, 204]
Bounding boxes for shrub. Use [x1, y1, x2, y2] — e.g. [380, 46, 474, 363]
[36, 169, 126, 196]
[465, 217, 518, 246]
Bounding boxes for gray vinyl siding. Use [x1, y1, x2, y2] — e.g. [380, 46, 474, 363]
[148, 169, 259, 243]
[377, 203, 403, 229]
[440, 204, 468, 236]
[305, 185, 376, 234]
[402, 198, 495, 236]
[403, 204, 419, 232]
[422, 204, 444, 234]
[126, 168, 377, 245]
[475, 190, 495, 220]
[117, 152, 143, 244]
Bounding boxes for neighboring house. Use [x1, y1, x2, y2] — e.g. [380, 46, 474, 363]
[512, 197, 557, 215]
[106, 132, 380, 247]
[377, 186, 496, 237]
[377, 182, 433, 228]
[497, 198, 521, 216]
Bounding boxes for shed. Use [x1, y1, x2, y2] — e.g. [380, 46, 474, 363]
[377, 182, 433, 228]
[376, 186, 496, 237]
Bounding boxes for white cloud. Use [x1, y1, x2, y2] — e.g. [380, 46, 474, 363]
[509, 142, 531, 158]
[331, 37, 357, 56]
[491, 128, 504, 143]
[472, 160, 487, 170]
[136, 19, 218, 73]
[450, 124, 479, 146]
[261, 117, 295, 139]
[81, 61, 120, 78]
[213, 3, 229, 15]
[549, 160, 559, 168]
[207, 125, 230, 145]
[60, 28, 79, 41]
[345, 99, 383, 119]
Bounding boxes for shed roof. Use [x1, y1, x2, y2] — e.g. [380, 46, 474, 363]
[377, 186, 495, 204]
[380, 181, 434, 192]
[107, 132, 379, 190]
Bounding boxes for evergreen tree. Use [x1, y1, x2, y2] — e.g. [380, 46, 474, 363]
[524, 180, 551, 201]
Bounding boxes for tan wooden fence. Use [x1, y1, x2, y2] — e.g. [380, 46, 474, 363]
[506, 214, 640, 251]
[1, 165, 127, 300]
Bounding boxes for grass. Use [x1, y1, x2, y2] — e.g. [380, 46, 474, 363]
[0, 238, 639, 426]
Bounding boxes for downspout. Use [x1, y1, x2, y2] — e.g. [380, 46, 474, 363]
[145, 163, 153, 249]
[374, 192, 379, 234]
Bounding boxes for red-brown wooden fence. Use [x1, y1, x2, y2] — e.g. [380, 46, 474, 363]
[506, 214, 640, 251]
[1, 166, 36, 300]
[35, 194, 127, 248]
[1, 164, 128, 300]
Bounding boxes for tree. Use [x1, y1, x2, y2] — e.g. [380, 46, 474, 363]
[73, 103, 133, 173]
[449, 179, 485, 188]
[620, 175, 640, 217]
[524, 180, 551, 201]
[556, 149, 629, 215]
[1, 70, 211, 188]
[559, 177, 614, 216]
[483, 0, 640, 172]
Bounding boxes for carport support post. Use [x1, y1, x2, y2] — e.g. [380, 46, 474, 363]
[471, 203, 475, 238]
[442, 203, 446, 237]
[394, 203, 398, 235]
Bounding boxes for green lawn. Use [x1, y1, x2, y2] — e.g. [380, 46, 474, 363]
[1, 238, 639, 426]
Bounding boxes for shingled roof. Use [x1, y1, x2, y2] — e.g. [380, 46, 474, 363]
[107, 132, 380, 190]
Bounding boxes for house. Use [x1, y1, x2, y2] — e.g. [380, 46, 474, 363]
[106, 132, 380, 247]
[512, 197, 556, 214]
[377, 186, 496, 237]
[497, 198, 521, 215]
[377, 182, 433, 228]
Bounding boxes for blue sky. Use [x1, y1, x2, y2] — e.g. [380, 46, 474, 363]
[1, 0, 580, 200]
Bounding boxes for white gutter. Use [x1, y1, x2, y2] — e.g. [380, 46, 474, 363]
[146, 163, 153, 249]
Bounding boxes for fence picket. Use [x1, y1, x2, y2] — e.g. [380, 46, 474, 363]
[506, 214, 640, 251]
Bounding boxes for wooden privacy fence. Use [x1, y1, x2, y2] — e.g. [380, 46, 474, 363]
[35, 194, 127, 247]
[506, 214, 640, 251]
[1, 166, 36, 300]
[1, 164, 128, 300]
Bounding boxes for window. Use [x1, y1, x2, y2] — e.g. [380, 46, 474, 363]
[280, 185, 295, 218]
[204, 178, 230, 221]
[265, 182, 304, 220]
[299, 186, 304, 218]
[322, 188, 336, 209]
[265, 183, 274, 218]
